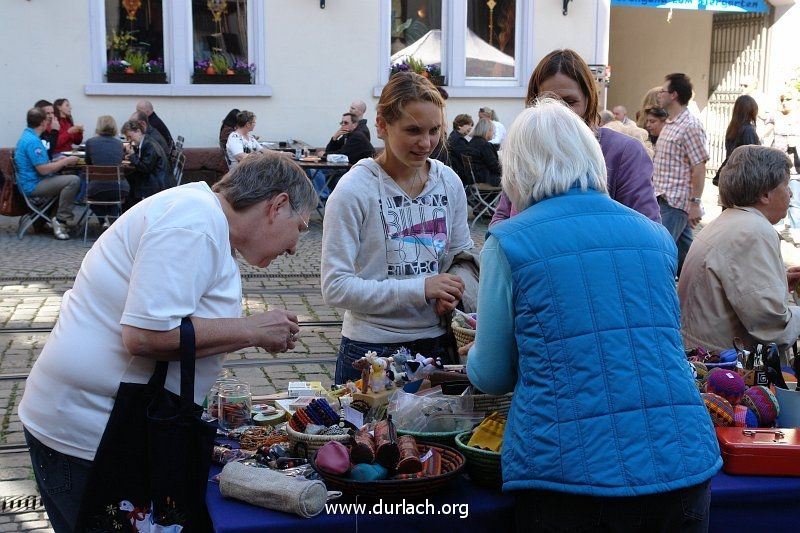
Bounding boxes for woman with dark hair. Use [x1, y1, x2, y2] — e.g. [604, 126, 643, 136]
[219, 108, 240, 148]
[467, 118, 502, 186]
[644, 106, 668, 146]
[713, 95, 760, 187]
[53, 98, 84, 153]
[491, 49, 660, 225]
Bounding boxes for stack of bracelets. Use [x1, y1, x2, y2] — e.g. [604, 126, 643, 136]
[290, 398, 341, 432]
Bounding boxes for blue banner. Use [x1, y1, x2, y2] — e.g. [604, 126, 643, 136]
[611, 0, 768, 12]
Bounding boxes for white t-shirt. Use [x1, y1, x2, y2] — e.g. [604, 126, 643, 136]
[226, 131, 261, 169]
[490, 120, 507, 146]
[19, 182, 242, 461]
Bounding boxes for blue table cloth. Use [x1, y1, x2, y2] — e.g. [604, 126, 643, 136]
[207, 466, 800, 532]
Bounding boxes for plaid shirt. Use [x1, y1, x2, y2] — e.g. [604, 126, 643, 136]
[653, 108, 708, 212]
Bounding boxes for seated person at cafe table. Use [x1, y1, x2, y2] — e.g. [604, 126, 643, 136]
[34, 99, 60, 159]
[121, 120, 172, 206]
[85, 115, 130, 222]
[467, 118, 502, 186]
[14, 107, 80, 240]
[465, 99, 720, 531]
[53, 98, 84, 154]
[324, 112, 375, 165]
[136, 99, 173, 148]
[225, 110, 268, 170]
[129, 110, 170, 156]
[679, 145, 800, 359]
[219, 108, 240, 150]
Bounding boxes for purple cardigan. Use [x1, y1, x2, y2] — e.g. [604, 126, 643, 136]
[491, 128, 660, 225]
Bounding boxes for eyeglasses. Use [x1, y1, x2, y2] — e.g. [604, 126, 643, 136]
[658, 89, 670, 94]
[339, 121, 350, 126]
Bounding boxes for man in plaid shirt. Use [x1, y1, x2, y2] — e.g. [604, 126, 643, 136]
[653, 73, 709, 274]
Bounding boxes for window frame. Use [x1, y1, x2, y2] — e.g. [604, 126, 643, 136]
[86, 0, 271, 97]
[377, 0, 534, 98]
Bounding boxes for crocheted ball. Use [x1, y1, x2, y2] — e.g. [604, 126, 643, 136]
[705, 368, 746, 405]
[741, 386, 780, 426]
[733, 404, 759, 428]
[702, 393, 735, 427]
[692, 362, 709, 383]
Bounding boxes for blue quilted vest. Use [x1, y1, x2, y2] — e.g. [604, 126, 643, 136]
[489, 186, 721, 496]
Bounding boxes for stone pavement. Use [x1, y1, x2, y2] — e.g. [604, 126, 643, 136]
[0, 210, 489, 530]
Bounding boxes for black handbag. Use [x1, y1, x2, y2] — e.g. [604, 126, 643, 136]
[77, 317, 216, 532]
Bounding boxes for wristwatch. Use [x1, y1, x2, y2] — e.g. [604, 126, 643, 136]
[689, 197, 702, 204]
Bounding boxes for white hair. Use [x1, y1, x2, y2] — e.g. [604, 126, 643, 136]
[501, 98, 607, 211]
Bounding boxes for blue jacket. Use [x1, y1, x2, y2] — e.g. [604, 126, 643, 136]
[479, 186, 720, 496]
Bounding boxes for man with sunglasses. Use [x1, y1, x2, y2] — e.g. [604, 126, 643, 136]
[324, 112, 375, 165]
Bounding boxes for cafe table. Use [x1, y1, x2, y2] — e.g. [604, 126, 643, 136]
[293, 157, 352, 217]
[260, 139, 314, 153]
[206, 466, 800, 532]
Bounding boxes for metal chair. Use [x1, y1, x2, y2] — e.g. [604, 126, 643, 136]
[11, 158, 57, 240]
[461, 154, 503, 227]
[83, 165, 124, 244]
[173, 152, 186, 186]
[174, 135, 184, 151]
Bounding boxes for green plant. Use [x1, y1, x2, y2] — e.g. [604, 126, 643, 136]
[124, 50, 148, 73]
[107, 29, 137, 52]
[211, 53, 230, 74]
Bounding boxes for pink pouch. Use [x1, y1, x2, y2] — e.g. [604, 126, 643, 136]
[315, 441, 350, 475]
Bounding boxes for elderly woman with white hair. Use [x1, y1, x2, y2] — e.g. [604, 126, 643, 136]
[466, 99, 720, 532]
[679, 145, 800, 356]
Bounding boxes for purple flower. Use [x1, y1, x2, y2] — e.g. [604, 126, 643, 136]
[194, 59, 211, 72]
[107, 59, 126, 73]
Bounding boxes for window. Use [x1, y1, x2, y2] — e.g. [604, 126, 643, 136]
[381, 0, 532, 97]
[87, 0, 269, 96]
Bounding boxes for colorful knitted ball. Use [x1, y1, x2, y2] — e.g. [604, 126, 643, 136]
[733, 404, 759, 428]
[701, 393, 735, 427]
[705, 368, 746, 405]
[740, 386, 780, 426]
[692, 362, 709, 383]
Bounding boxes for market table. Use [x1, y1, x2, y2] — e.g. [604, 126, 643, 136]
[206, 467, 800, 532]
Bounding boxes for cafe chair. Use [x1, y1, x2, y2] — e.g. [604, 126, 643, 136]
[83, 165, 125, 244]
[11, 159, 57, 240]
[173, 152, 186, 186]
[461, 154, 502, 228]
[174, 135, 185, 151]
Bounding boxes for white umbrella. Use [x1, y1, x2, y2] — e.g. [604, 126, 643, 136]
[391, 29, 515, 77]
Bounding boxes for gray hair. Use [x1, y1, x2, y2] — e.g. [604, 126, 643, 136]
[599, 110, 615, 126]
[501, 97, 607, 210]
[472, 118, 494, 140]
[718, 145, 790, 208]
[213, 152, 318, 213]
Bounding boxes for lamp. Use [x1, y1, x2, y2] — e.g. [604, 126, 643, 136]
[562, 0, 572, 15]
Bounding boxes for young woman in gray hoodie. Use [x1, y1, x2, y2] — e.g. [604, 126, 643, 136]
[321, 72, 474, 384]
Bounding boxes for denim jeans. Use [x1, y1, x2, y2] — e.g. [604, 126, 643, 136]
[514, 479, 711, 533]
[658, 197, 693, 276]
[335, 335, 451, 384]
[24, 428, 93, 532]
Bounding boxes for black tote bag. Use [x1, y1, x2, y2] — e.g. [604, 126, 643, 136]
[78, 317, 216, 532]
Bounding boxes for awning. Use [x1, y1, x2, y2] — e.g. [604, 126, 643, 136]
[611, 0, 768, 12]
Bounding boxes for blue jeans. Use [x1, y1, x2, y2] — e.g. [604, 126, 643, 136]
[514, 479, 711, 532]
[335, 335, 451, 384]
[658, 197, 693, 276]
[24, 428, 93, 532]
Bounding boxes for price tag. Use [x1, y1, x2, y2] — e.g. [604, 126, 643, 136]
[420, 449, 434, 463]
[343, 405, 364, 429]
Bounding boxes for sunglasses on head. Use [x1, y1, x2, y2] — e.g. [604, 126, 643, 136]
[645, 106, 668, 118]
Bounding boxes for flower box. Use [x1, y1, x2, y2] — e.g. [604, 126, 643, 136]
[107, 72, 167, 84]
[193, 73, 252, 85]
[429, 75, 446, 87]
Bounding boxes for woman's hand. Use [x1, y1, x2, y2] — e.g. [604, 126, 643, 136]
[425, 273, 464, 304]
[457, 341, 474, 358]
[787, 266, 800, 292]
[245, 309, 300, 352]
[434, 298, 459, 316]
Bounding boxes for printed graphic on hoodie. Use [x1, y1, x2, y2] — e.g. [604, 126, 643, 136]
[382, 193, 449, 277]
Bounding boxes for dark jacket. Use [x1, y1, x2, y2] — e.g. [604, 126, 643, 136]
[325, 129, 375, 165]
[146, 125, 170, 156]
[467, 136, 501, 186]
[438, 130, 472, 182]
[40, 128, 59, 159]
[148, 112, 173, 148]
[725, 123, 759, 158]
[355, 119, 371, 141]
[129, 135, 173, 199]
[85, 135, 124, 166]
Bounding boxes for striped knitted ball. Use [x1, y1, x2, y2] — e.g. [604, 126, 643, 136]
[733, 404, 759, 428]
[741, 386, 780, 426]
[701, 393, 735, 427]
[705, 368, 746, 405]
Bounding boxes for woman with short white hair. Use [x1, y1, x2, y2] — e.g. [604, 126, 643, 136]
[466, 98, 720, 531]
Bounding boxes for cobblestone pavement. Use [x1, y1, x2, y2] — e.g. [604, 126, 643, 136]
[0, 211, 489, 530]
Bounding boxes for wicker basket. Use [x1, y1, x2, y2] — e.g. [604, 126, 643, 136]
[470, 392, 513, 417]
[286, 420, 352, 459]
[396, 428, 462, 447]
[455, 431, 502, 488]
[311, 442, 465, 500]
[452, 324, 476, 349]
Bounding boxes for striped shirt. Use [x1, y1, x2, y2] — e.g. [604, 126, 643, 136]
[653, 108, 708, 212]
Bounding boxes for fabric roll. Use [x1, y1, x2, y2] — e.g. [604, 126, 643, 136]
[219, 461, 327, 518]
